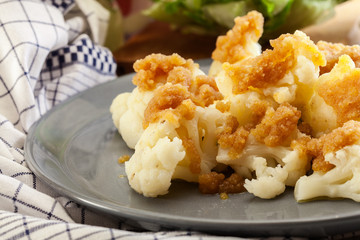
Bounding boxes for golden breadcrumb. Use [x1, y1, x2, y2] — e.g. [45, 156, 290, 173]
[249, 98, 270, 126]
[317, 41, 360, 75]
[224, 31, 324, 94]
[297, 121, 313, 136]
[190, 75, 224, 107]
[317, 56, 360, 125]
[199, 172, 225, 194]
[198, 172, 245, 194]
[223, 39, 294, 94]
[219, 192, 229, 200]
[118, 155, 130, 164]
[167, 66, 193, 87]
[211, 11, 263, 64]
[251, 103, 301, 147]
[133, 53, 197, 91]
[219, 173, 245, 194]
[215, 101, 231, 113]
[291, 135, 311, 157]
[294, 121, 360, 173]
[143, 84, 195, 128]
[182, 136, 201, 174]
[142, 55, 223, 128]
[217, 115, 250, 159]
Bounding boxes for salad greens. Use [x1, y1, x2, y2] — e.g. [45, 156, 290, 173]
[144, 0, 348, 42]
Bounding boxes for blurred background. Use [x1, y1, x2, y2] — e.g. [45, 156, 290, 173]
[96, 0, 360, 75]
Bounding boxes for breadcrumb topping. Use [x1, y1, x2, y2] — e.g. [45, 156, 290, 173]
[118, 155, 130, 164]
[217, 115, 250, 159]
[251, 103, 301, 147]
[249, 98, 270, 126]
[294, 121, 360, 172]
[190, 75, 223, 107]
[317, 41, 360, 75]
[224, 38, 295, 94]
[215, 101, 231, 113]
[133, 53, 197, 91]
[224, 31, 324, 94]
[182, 136, 201, 174]
[317, 57, 360, 125]
[211, 11, 263, 64]
[199, 172, 225, 194]
[143, 84, 195, 128]
[141, 54, 223, 129]
[198, 172, 245, 194]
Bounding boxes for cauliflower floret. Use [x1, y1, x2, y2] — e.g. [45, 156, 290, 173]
[125, 103, 228, 197]
[216, 102, 308, 199]
[110, 89, 153, 149]
[303, 55, 360, 137]
[110, 53, 208, 148]
[172, 105, 227, 182]
[110, 92, 130, 130]
[219, 31, 325, 104]
[209, 11, 264, 77]
[222, 91, 276, 128]
[217, 134, 309, 199]
[209, 11, 263, 94]
[317, 40, 360, 75]
[295, 144, 360, 202]
[294, 120, 360, 202]
[243, 156, 288, 199]
[125, 121, 185, 197]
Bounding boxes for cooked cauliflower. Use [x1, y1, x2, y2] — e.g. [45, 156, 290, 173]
[295, 121, 360, 202]
[303, 55, 360, 136]
[215, 102, 309, 199]
[295, 145, 360, 202]
[125, 120, 186, 197]
[209, 11, 264, 78]
[317, 40, 360, 75]
[125, 102, 228, 197]
[243, 156, 288, 199]
[114, 53, 225, 197]
[224, 91, 276, 128]
[209, 11, 264, 95]
[110, 89, 153, 149]
[219, 30, 325, 103]
[217, 132, 309, 199]
[110, 53, 207, 148]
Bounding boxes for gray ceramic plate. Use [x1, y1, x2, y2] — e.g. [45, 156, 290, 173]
[26, 60, 360, 238]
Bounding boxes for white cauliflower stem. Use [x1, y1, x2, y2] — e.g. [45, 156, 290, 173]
[217, 134, 309, 199]
[125, 121, 186, 197]
[295, 145, 360, 202]
[243, 156, 288, 199]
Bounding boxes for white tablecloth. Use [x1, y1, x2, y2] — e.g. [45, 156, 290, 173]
[0, 0, 359, 239]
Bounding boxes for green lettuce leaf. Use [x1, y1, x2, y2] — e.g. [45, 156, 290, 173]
[144, 0, 347, 42]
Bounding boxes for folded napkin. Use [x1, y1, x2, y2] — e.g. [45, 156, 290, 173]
[0, 0, 122, 228]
